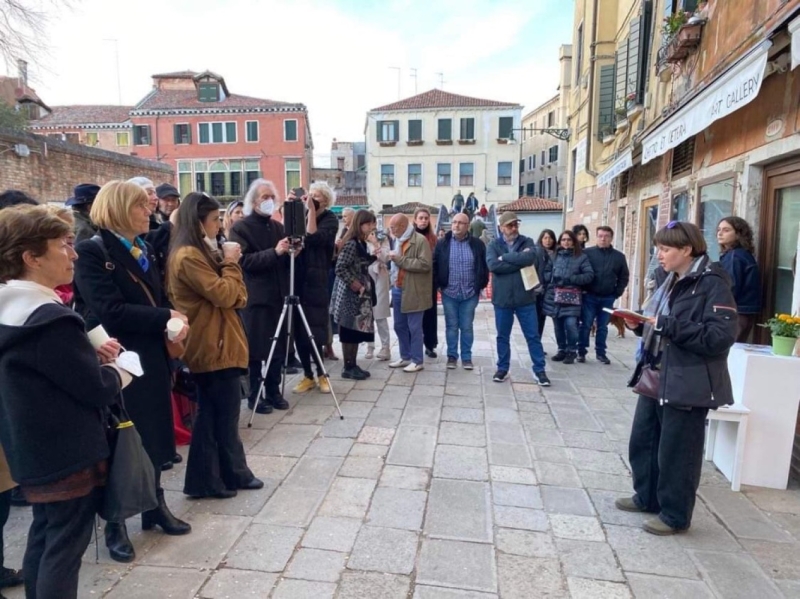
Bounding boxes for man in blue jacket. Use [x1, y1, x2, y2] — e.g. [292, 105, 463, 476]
[578, 226, 630, 364]
[487, 212, 551, 386]
[433, 213, 489, 370]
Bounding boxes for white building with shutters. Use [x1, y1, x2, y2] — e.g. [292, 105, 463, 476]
[365, 89, 522, 211]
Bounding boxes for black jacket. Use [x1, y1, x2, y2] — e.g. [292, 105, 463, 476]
[228, 212, 289, 360]
[296, 209, 338, 341]
[487, 234, 549, 309]
[144, 221, 173, 287]
[433, 232, 489, 295]
[543, 249, 594, 318]
[633, 260, 737, 409]
[0, 303, 121, 486]
[73, 229, 176, 467]
[719, 247, 761, 314]
[584, 245, 629, 298]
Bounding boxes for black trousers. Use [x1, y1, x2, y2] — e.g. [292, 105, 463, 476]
[629, 395, 708, 529]
[294, 315, 323, 378]
[0, 488, 10, 568]
[184, 369, 254, 496]
[423, 285, 438, 351]
[23, 488, 99, 599]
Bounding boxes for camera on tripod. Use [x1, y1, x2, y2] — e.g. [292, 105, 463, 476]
[283, 187, 307, 243]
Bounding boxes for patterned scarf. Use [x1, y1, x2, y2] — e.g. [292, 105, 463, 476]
[112, 232, 149, 272]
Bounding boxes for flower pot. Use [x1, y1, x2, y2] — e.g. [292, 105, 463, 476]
[772, 335, 797, 356]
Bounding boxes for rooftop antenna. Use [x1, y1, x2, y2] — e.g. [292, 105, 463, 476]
[436, 72, 445, 88]
[389, 67, 401, 99]
[102, 39, 122, 104]
[410, 68, 418, 94]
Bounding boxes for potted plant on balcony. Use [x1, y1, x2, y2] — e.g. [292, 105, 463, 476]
[600, 126, 615, 144]
[759, 314, 800, 356]
[662, 9, 689, 39]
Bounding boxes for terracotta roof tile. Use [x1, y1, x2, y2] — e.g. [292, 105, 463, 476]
[336, 195, 368, 207]
[371, 89, 520, 112]
[498, 197, 563, 213]
[134, 89, 302, 112]
[30, 105, 132, 127]
[152, 70, 199, 78]
[379, 201, 436, 215]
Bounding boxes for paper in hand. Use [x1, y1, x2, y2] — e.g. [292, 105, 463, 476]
[116, 351, 144, 377]
[520, 265, 540, 291]
[603, 307, 648, 322]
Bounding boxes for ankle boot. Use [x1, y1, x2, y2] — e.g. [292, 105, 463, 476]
[142, 492, 192, 536]
[105, 521, 135, 563]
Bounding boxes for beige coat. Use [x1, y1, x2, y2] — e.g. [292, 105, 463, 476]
[395, 231, 433, 313]
[0, 443, 15, 493]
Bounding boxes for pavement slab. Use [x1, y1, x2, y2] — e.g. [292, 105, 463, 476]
[425, 478, 493, 542]
[198, 569, 279, 598]
[337, 571, 411, 598]
[496, 554, 567, 599]
[434, 444, 489, 481]
[366, 487, 427, 530]
[416, 538, 498, 593]
[556, 539, 624, 581]
[387, 424, 438, 467]
[348, 526, 419, 574]
[690, 549, 784, 599]
[605, 524, 700, 579]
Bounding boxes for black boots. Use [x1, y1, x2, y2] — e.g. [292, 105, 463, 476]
[341, 343, 366, 380]
[552, 351, 567, 362]
[105, 522, 135, 563]
[141, 491, 192, 536]
[563, 352, 577, 365]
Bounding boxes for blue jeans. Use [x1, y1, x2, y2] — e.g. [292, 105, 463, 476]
[578, 294, 616, 357]
[442, 293, 479, 361]
[554, 316, 579, 353]
[495, 303, 546, 373]
[392, 287, 424, 364]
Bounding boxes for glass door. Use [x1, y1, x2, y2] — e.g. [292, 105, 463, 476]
[639, 198, 659, 308]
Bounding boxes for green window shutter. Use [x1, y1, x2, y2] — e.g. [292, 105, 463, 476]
[460, 118, 474, 139]
[173, 125, 180, 145]
[211, 122, 223, 143]
[226, 122, 236, 142]
[285, 120, 297, 141]
[615, 38, 629, 110]
[438, 119, 451, 140]
[199, 123, 209, 144]
[391, 120, 399, 141]
[681, 0, 699, 12]
[637, 1, 654, 103]
[598, 64, 615, 137]
[377, 121, 384, 142]
[408, 119, 422, 141]
[628, 17, 641, 101]
[498, 117, 513, 139]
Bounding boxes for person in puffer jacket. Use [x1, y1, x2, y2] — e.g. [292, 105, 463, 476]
[716, 216, 761, 342]
[543, 230, 594, 364]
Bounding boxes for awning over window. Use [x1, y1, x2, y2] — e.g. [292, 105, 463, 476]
[642, 40, 772, 164]
[790, 15, 800, 71]
[597, 150, 633, 187]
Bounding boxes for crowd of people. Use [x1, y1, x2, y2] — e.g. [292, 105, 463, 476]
[0, 177, 765, 596]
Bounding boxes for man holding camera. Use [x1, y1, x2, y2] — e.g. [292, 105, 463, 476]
[229, 179, 292, 414]
[290, 183, 339, 394]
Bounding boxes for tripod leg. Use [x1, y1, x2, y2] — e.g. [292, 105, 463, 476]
[296, 305, 344, 420]
[248, 304, 290, 428]
[281, 303, 295, 398]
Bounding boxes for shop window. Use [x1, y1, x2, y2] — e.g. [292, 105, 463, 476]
[699, 179, 734, 261]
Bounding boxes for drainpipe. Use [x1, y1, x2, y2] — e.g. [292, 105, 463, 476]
[155, 114, 161, 163]
[585, 0, 600, 176]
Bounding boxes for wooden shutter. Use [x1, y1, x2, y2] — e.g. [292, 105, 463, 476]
[628, 18, 641, 101]
[408, 119, 422, 141]
[226, 122, 236, 142]
[377, 121, 384, 142]
[438, 119, 451, 140]
[498, 117, 513, 139]
[615, 38, 629, 110]
[173, 124, 181, 144]
[598, 65, 615, 137]
[391, 120, 399, 141]
[637, 1, 654, 104]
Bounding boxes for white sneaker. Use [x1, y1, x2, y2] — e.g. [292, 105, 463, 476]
[365, 346, 374, 360]
[403, 362, 424, 373]
[389, 359, 411, 368]
[376, 347, 391, 361]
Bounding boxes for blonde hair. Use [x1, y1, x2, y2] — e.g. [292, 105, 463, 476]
[90, 181, 149, 233]
[44, 204, 75, 225]
[309, 181, 335, 209]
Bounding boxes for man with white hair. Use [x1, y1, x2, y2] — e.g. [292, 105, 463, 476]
[229, 179, 292, 414]
[127, 176, 160, 230]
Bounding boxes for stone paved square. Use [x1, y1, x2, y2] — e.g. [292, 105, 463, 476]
[9, 305, 799, 598]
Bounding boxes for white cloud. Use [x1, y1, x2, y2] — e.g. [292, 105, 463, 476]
[2, 0, 571, 167]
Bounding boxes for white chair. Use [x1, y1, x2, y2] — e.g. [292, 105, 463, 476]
[705, 404, 750, 492]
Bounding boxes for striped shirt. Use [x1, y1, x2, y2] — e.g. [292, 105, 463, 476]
[444, 236, 476, 300]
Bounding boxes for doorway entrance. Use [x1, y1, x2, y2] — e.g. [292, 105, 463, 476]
[638, 198, 660, 308]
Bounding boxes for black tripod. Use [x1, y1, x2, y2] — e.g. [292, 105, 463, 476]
[248, 244, 343, 427]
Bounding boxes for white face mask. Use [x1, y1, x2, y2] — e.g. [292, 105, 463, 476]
[259, 199, 275, 215]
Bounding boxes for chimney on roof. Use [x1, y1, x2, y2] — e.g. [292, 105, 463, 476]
[17, 59, 28, 88]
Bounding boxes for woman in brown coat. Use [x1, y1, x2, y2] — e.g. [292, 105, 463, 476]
[167, 192, 263, 499]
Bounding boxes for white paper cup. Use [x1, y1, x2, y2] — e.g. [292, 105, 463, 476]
[87, 325, 111, 350]
[166, 318, 185, 341]
[222, 241, 239, 251]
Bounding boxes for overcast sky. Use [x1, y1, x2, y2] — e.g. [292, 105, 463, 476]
[3, 0, 573, 166]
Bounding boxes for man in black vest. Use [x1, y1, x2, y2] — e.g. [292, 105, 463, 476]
[578, 226, 630, 364]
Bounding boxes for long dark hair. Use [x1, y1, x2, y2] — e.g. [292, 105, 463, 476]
[718, 216, 755, 254]
[572, 224, 590, 246]
[558, 230, 582, 256]
[538, 228, 556, 250]
[341, 209, 376, 246]
[169, 192, 222, 276]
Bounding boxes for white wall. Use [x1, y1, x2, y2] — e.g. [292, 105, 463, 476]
[518, 212, 564, 241]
